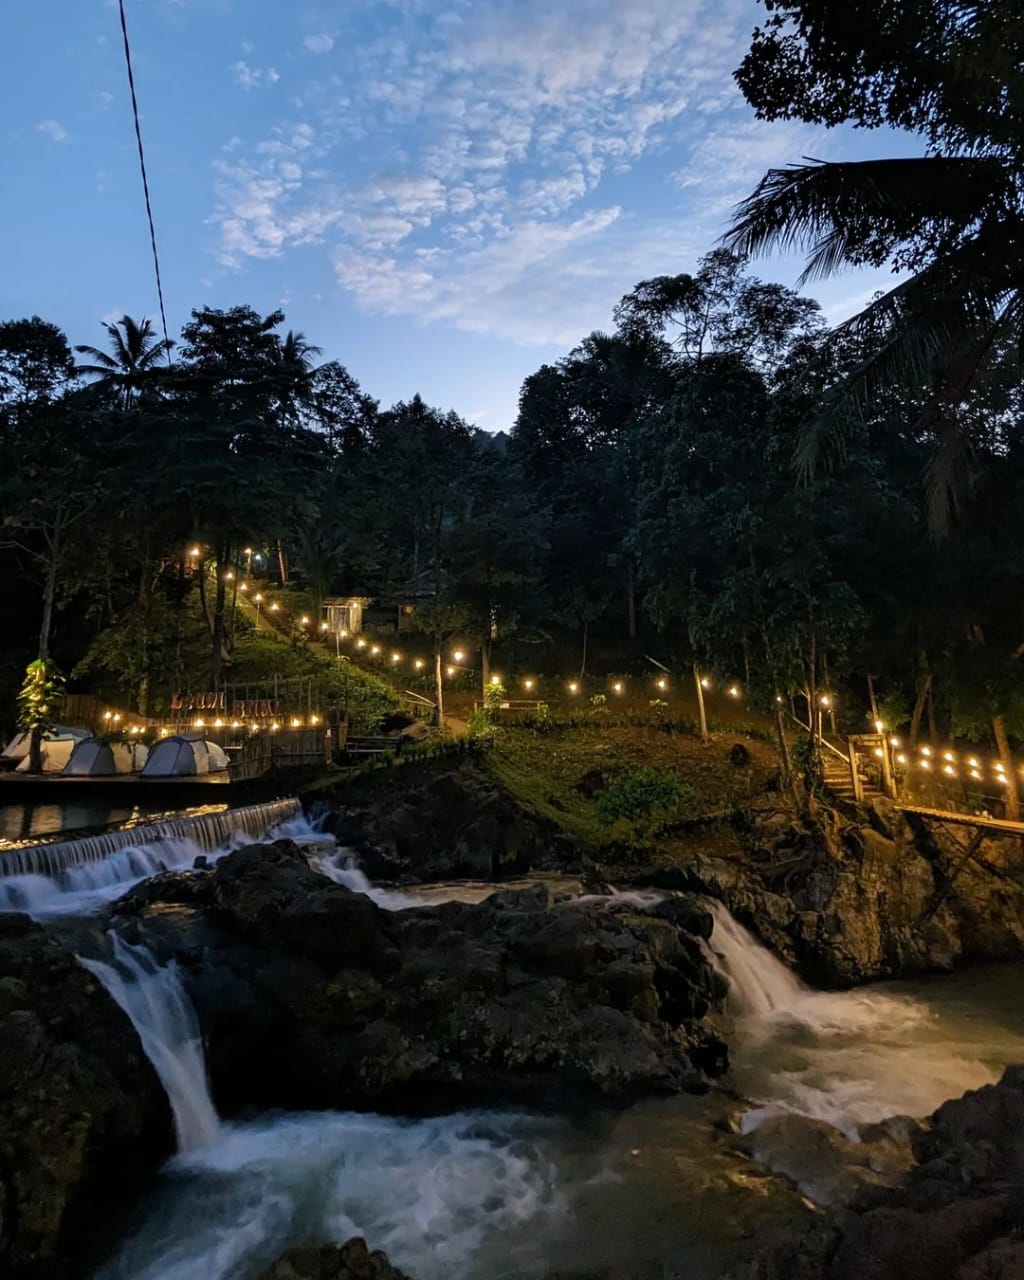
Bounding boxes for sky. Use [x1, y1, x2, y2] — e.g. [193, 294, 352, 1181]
[2, 0, 916, 431]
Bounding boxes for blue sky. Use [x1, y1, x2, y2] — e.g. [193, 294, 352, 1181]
[2, 0, 914, 430]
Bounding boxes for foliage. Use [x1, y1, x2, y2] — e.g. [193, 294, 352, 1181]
[17, 658, 64, 735]
[594, 766, 696, 828]
[729, 0, 1024, 527]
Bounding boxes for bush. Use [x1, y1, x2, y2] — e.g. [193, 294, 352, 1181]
[595, 765, 696, 828]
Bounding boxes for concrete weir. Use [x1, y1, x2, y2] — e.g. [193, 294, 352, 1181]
[0, 798, 301, 879]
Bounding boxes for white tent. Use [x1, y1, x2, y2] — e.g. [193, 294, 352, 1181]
[2, 725, 90, 773]
[63, 738, 149, 776]
[141, 735, 230, 778]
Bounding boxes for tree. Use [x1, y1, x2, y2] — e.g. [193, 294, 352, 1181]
[727, 1, 1024, 525]
[74, 314, 173, 408]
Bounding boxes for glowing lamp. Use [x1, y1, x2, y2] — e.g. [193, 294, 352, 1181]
[453, 650, 465, 662]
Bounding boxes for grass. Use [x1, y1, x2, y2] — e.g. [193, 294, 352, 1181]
[486, 720, 780, 856]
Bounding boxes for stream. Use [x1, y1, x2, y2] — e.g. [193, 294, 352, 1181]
[4, 804, 1023, 1279]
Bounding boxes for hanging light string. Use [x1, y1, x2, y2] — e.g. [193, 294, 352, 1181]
[117, 0, 172, 362]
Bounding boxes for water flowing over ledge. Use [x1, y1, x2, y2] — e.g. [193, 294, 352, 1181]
[0, 798, 302, 917]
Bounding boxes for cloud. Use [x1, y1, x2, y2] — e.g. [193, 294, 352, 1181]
[232, 60, 280, 90]
[211, 0, 832, 343]
[36, 119, 69, 143]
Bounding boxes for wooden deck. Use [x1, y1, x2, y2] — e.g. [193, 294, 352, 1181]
[897, 804, 1024, 837]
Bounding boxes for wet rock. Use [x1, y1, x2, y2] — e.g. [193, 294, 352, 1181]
[736, 1066, 1024, 1280]
[0, 914, 170, 1279]
[259, 1238, 410, 1280]
[108, 841, 727, 1115]
[316, 762, 568, 882]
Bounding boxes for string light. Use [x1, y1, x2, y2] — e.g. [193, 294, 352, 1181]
[447, 666, 457, 677]
[391, 652, 401, 664]
[270, 603, 280, 613]
[523, 678, 535, 691]
[189, 546, 200, 558]
[300, 616, 310, 627]
[213, 718, 223, 728]
[319, 621, 329, 632]
[290, 718, 301, 728]
[612, 681, 624, 694]
[490, 675, 501, 685]
[656, 678, 668, 691]
[311, 715, 320, 725]
[270, 721, 279, 731]
[890, 737, 901, 748]
[967, 756, 980, 768]
[240, 582, 248, 593]
[414, 659, 425, 670]
[357, 638, 367, 648]
[873, 747, 884, 758]
[921, 746, 932, 757]
[919, 759, 931, 770]
[700, 677, 711, 689]
[819, 694, 831, 708]
[370, 645, 380, 656]
[775, 694, 784, 704]
[729, 685, 741, 698]
[874, 719, 884, 732]
[942, 751, 955, 763]
[970, 769, 983, 781]
[943, 764, 956, 776]
[897, 753, 908, 765]
[568, 681, 579, 694]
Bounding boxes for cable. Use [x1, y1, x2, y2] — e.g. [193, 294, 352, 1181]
[117, 0, 172, 364]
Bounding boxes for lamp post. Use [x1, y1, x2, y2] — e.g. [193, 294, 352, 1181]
[254, 593, 263, 630]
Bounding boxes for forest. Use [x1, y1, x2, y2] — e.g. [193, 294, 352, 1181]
[1, 245, 1021, 754]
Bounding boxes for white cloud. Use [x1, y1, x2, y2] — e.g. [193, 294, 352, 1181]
[36, 119, 69, 143]
[211, 0, 834, 342]
[232, 60, 280, 90]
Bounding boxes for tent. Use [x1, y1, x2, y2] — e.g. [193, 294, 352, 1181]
[63, 738, 149, 776]
[2, 725, 90, 773]
[141, 735, 230, 778]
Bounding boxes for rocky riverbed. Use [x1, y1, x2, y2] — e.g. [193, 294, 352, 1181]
[1, 756, 1023, 1279]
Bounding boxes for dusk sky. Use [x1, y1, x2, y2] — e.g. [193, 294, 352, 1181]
[3, 0, 913, 430]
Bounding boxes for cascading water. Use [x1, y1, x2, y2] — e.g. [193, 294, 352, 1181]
[80, 935, 220, 1153]
[704, 900, 1024, 1138]
[0, 799, 302, 918]
[0, 798, 300, 879]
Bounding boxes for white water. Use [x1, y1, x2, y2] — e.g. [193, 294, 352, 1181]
[0, 808, 306, 920]
[80, 936, 220, 1154]
[705, 901, 1024, 1137]
[98, 1110, 565, 1280]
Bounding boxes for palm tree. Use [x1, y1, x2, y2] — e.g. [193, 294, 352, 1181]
[75, 314, 173, 409]
[273, 329, 322, 421]
[724, 9, 1023, 532]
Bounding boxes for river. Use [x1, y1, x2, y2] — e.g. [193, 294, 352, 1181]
[5, 804, 1024, 1279]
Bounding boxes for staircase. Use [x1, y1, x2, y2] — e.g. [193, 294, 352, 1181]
[821, 750, 884, 803]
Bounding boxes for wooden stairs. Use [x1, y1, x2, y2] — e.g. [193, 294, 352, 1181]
[821, 751, 884, 804]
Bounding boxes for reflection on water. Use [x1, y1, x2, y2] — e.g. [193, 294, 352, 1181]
[0, 802, 165, 846]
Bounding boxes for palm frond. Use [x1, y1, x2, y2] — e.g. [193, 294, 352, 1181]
[725, 156, 1009, 281]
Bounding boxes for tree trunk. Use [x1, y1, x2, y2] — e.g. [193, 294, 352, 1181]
[693, 662, 708, 744]
[909, 672, 932, 751]
[276, 539, 289, 586]
[927, 682, 938, 741]
[773, 696, 798, 808]
[579, 618, 589, 679]
[433, 632, 445, 729]
[992, 715, 1020, 822]
[210, 548, 229, 689]
[480, 634, 491, 701]
[626, 562, 637, 639]
[867, 674, 879, 725]
[38, 547, 59, 663]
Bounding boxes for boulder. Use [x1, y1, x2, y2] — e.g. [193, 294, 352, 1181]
[314, 761, 572, 882]
[737, 1066, 1024, 1280]
[107, 841, 727, 1115]
[259, 1238, 410, 1280]
[0, 914, 170, 1279]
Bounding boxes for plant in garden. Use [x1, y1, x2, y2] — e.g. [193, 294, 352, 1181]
[17, 658, 65, 774]
[595, 765, 695, 830]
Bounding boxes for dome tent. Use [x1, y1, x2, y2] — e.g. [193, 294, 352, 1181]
[2, 725, 90, 773]
[63, 738, 149, 776]
[141, 735, 230, 778]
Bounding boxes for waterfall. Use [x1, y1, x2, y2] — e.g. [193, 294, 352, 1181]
[0, 799, 302, 917]
[80, 935, 220, 1153]
[0, 798, 300, 879]
[704, 900, 808, 1018]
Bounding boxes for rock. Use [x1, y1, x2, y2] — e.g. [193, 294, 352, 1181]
[316, 761, 569, 882]
[107, 841, 727, 1115]
[730, 744, 751, 769]
[736, 1066, 1024, 1280]
[259, 1238, 411, 1280]
[0, 914, 170, 1279]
